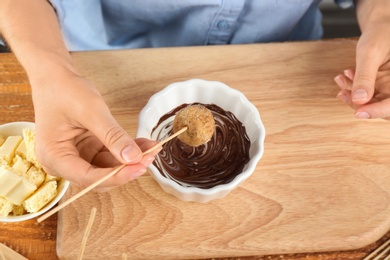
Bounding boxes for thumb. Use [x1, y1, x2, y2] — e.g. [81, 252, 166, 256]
[86, 109, 143, 165]
[352, 45, 381, 105]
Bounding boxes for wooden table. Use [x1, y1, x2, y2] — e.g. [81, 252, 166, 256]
[1, 38, 390, 259]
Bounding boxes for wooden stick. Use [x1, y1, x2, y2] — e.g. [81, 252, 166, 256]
[37, 127, 188, 223]
[363, 236, 390, 260]
[78, 207, 97, 260]
[37, 164, 125, 223]
[0, 246, 5, 260]
[0, 243, 27, 260]
[142, 126, 187, 155]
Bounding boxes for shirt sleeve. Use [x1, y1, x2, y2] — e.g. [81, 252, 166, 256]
[0, 39, 6, 48]
[334, 0, 355, 9]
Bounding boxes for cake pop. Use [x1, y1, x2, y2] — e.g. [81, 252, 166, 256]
[172, 104, 215, 147]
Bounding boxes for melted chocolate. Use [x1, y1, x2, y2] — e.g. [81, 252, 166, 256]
[152, 103, 250, 189]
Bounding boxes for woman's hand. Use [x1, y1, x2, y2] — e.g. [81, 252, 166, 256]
[0, 1, 158, 190]
[31, 73, 159, 190]
[334, 0, 390, 119]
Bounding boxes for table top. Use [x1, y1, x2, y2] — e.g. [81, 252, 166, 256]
[0, 38, 389, 260]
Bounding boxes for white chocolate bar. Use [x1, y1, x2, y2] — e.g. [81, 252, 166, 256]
[0, 165, 22, 195]
[0, 165, 37, 205]
[15, 139, 27, 159]
[0, 136, 22, 165]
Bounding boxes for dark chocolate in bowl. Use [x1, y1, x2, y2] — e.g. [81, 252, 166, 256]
[151, 103, 251, 189]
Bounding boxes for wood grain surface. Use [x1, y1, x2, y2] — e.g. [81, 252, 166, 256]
[1, 39, 390, 259]
[0, 243, 28, 260]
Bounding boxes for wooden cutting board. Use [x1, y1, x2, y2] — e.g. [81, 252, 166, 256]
[57, 40, 390, 259]
[0, 243, 28, 260]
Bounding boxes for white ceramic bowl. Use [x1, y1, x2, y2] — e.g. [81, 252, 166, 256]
[137, 79, 265, 203]
[0, 122, 70, 222]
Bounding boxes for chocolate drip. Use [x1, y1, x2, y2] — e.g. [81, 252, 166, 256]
[152, 103, 250, 189]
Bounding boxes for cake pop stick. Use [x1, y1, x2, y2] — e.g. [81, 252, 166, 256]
[37, 127, 188, 223]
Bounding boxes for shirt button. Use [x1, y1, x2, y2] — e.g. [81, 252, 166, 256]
[217, 20, 230, 30]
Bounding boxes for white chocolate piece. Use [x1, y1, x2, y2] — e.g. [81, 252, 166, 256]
[0, 136, 22, 165]
[5, 180, 37, 206]
[0, 196, 13, 217]
[0, 135, 4, 146]
[0, 128, 63, 216]
[0, 165, 22, 195]
[23, 181, 57, 213]
[0, 165, 37, 205]
[15, 139, 27, 159]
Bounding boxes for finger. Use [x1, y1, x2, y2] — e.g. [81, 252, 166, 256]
[336, 90, 352, 106]
[334, 74, 353, 91]
[336, 90, 361, 110]
[85, 105, 143, 165]
[343, 69, 355, 81]
[355, 98, 390, 119]
[134, 138, 159, 149]
[91, 138, 161, 167]
[46, 153, 147, 189]
[92, 150, 120, 167]
[375, 73, 390, 95]
[135, 138, 161, 167]
[75, 132, 108, 164]
[352, 44, 382, 104]
[91, 140, 161, 188]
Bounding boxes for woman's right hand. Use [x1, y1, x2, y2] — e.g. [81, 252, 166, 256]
[30, 72, 160, 190]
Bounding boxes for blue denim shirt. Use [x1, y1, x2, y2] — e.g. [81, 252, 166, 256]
[48, 0, 354, 51]
[335, 0, 354, 8]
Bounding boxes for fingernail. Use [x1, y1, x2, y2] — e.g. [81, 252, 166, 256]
[355, 111, 371, 119]
[352, 89, 368, 102]
[343, 70, 354, 79]
[334, 75, 345, 87]
[131, 168, 147, 179]
[145, 156, 155, 162]
[141, 155, 156, 167]
[121, 145, 142, 163]
[336, 92, 348, 103]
